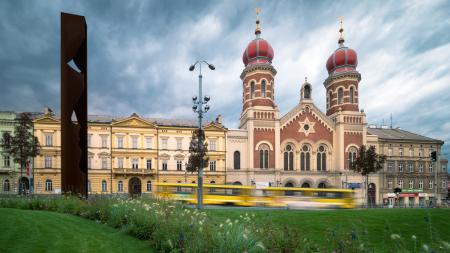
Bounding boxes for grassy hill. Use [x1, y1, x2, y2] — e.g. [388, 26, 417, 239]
[0, 208, 154, 253]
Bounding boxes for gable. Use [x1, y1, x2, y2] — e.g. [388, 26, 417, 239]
[112, 117, 156, 128]
[33, 115, 60, 124]
[281, 103, 334, 132]
[203, 122, 227, 132]
[280, 105, 334, 144]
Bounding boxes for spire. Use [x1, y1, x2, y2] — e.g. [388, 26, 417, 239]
[338, 16, 345, 46]
[255, 7, 261, 37]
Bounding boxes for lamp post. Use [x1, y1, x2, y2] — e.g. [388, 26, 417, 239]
[189, 60, 215, 209]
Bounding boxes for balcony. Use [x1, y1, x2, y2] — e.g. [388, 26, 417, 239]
[113, 168, 154, 175]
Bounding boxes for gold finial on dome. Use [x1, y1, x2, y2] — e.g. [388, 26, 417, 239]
[255, 7, 261, 36]
[338, 16, 345, 45]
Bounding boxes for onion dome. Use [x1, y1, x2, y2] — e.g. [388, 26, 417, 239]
[242, 9, 274, 66]
[326, 20, 358, 75]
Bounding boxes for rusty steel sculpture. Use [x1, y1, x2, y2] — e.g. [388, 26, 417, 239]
[60, 12, 88, 197]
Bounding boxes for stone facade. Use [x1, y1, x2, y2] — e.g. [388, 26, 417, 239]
[32, 111, 226, 195]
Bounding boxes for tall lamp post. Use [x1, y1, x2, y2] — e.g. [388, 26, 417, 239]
[189, 60, 215, 209]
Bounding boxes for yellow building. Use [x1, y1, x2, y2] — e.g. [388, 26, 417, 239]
[32, 110, 227, 195]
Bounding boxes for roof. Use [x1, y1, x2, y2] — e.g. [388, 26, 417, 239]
[367, 127, 443, 144]
[40, 113, 222, 128]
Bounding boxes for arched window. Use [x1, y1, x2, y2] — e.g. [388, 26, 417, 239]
[259, 144, 269, 169]
[233, 151, 240, 170]
[317, 145, 327, 171]
[304, 85, 311, 99]
[348, 147, 357, 169]
[45, 179, 52, 192]
[250, 81, 255, 99]
[283, 144, 294, 171]
[87, 180, 91, 192]
[301, 182, 310, 188]
[338, 88, 343, 104]
[300, 145, 311, 171]
[271, 81, 274, 99]
[3, 179, 10, 192]
[101, 180, 107, 192]
[349, 87, 354, 103]
[147, 181, 152, 192]
[261, 80, 266, 97]
[118, 180, 123, 192]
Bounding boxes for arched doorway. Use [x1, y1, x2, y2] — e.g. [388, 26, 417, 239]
[368, 183, 376, 207]
[19, 177, 29, 195]
[285, 182, 294, 196]
[318, 182, 326, 196]
[129, 177, 141, 197]
[232, 181, 242, 195]
[301, 182, 310, 188]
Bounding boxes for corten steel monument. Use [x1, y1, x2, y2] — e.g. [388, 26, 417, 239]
[60, 12, 88, 197]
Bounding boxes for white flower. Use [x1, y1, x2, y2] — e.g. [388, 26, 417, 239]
[243, 234, 248, 240]
[219, 223, 223, 228]
[411, 235, 417, 241]
[256, 242, 265, 250]
[390, 234, 400, 240]
[422, 244, 429, 251]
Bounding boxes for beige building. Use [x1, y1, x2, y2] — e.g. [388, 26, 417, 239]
[32, 111, 227, 195]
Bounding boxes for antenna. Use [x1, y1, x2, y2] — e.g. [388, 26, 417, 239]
[390, 113, 393, 128]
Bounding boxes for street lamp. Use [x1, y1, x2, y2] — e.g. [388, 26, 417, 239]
[189, 60, 214, 209]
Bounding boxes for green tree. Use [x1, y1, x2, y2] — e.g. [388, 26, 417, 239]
[185, 129, 209, 173]
[0, 113, 40, 194]
[350, 145, 386, 207]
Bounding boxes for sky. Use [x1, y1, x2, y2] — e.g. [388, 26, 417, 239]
[1, 0, 450, 159]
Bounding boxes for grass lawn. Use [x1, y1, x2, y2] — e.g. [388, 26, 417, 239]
[0, 208, 154, 253]
[206, 208, 450, 251]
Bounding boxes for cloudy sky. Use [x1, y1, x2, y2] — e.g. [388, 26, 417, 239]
[1, 0, 450, 158]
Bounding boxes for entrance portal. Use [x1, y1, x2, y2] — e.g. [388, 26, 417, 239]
[368, 183, 376, 207]
[19, 177, 30, 195]
[129, 177, 142, 197]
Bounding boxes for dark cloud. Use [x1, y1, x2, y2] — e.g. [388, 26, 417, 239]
[1, 0, 449, 157]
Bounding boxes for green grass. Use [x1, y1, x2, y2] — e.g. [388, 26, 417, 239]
[206, 208, 450, 252]
[0, 208, 154, 253]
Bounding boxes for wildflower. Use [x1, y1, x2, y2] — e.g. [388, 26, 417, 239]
[256, 242, 265, 250]
[219, 223, 223, 228]
[442, 241, 450, 249]
[422, 244, 429, 252]
[390, 234, 400, 240]
[167, 239, 173, 249]
[411, 235, 417, 241]
[243, 234, 248, 240]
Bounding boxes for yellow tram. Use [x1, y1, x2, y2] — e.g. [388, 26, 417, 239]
[155, 183, 355, 209]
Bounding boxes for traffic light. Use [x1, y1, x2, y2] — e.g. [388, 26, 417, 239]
[430, 151, 437, 162]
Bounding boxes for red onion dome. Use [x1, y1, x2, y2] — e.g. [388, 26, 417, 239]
[326, 46, 358, 75]
[242, 38, 274, 66]
[326, 22, 358, 75]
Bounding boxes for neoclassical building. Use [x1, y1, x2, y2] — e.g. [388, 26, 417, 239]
[32, 111, 226, 195]
[225, 16, 447, 205]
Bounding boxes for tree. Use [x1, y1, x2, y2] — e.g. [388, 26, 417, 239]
[350, 145, 386, 207]
[185, 129, 209, 173]
[0, 113, 40, 194]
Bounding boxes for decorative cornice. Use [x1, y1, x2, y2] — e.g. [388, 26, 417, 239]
[240, 63, 277, 80]
[323, 70, 361, 87]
